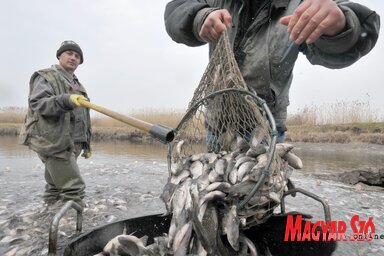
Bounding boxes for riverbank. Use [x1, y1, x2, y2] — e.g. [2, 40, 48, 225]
[2, 122, 384, 145]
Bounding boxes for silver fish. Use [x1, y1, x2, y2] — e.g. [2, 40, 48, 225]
[206, 182, 231, 193]
[103, 234, 148, 256]
[208, 169, 222, 183]
[250, 127, 266, 149]
[170, 169, 190, 184]
[234, 156, 255, 169]
[222, 205, 240, 251]
[214, 158, 227, 176]
[275, 142, 294, 157]
[190, 160, 204, 178]
[176, 140, 185, 155]
[228, 167, 238, 185]
[173, 221, 193, 256]
[237, 161, 256, 182]
[233, 136, 250, 153]
[282, 151, 303, 169]
[246, 144, 267, 157]
[223, 156, 236, 183]
[198, 190, 226, 221]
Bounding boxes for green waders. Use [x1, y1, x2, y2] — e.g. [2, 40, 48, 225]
[39, 144, 85, 208]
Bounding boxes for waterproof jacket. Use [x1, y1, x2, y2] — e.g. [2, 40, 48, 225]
[19, 65, 91, 158]
[164, 0, 380, 130]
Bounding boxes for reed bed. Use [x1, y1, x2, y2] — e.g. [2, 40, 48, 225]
[287, 99, 382, 126]
[1, 102, 383, 144]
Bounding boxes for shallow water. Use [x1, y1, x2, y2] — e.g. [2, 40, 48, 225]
[0, 136, 383, 255]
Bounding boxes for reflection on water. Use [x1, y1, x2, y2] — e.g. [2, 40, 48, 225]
[292, 142, 384, 174]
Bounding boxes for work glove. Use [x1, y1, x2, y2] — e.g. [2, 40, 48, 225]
[81, 150, 92, 159]
[70, 94, 88, 107]
[81, 142, 92, 159]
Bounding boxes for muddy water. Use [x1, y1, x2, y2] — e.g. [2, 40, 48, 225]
[0, 136, 383, 256]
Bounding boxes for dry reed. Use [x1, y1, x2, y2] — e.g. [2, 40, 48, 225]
[287, 99, 382, 126]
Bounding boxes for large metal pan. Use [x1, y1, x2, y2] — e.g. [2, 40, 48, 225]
[62, 212, 337, 256]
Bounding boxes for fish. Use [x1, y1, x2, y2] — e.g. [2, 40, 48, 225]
[228, 167, 238, 185]
[176, 140, 185, 156]
[246, 144, 267, 157]
[100, 135, 303, 255]
[234, 156, 255, 169]
[282, 152, 303, 169]
[223, 156, 236, 183]
[170, 169, 190, 184]
[250, 127, 266, 149]
[173, 222, 193, 256]
[233, 136, 250, 153]
[222, 205, 240, 251]
[237, 161, 256, 182]
[206, 182, 231, 193]
[190, 160, 204, 178]
[275, 143, 294, 157]
[214, 158, 227, 176]
[160, 181, 177, 212]
[208, 169, 222, 183]
[103, 234, 149, 256]
[197, 190, 226, 221]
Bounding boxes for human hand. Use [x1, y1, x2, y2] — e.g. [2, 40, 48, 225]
[70, 94, 88, 107]
[81, 150, 92, 159]
[280, 0, 346, 44]
[199, 9, 232, 43]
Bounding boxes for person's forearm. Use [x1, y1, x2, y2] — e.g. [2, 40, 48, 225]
[29, 77, 73, 116]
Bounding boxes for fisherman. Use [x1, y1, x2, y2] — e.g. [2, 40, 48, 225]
[164, 0, 380, 143]
[19, 40, 92, 209]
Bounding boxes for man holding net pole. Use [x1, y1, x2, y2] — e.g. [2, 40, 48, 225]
[164, 0, 380, 143]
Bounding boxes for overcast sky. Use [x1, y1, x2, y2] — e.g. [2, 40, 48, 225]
[1, 0, 383, 119]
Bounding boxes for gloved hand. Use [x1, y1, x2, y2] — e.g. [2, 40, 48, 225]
[81, 142, 92, 159]
[70, 94, 88, 107]
[81, 150, 92, 159]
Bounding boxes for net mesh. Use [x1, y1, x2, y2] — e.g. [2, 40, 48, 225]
[172, 30, 270, 159]
[167, 30, 293, 225]
[162, 30, 295, 253]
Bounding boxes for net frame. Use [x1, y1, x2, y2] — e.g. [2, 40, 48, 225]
[167, 29, 281, 211]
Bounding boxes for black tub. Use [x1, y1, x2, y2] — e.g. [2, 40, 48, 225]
[62, 213, 337, 256]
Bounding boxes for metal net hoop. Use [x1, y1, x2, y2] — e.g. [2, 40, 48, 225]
[165, 29, 286, 219]
[168, 28, 278, 167]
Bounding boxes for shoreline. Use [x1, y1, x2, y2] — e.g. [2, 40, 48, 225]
[2, 123, 383, 145]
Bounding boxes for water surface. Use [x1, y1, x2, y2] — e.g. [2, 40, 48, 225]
[0, 136, 383, 255]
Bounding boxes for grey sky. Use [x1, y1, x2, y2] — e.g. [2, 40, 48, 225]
[1, 0, 383, 119]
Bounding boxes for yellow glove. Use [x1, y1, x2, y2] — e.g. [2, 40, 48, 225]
[82, 150, 92, 159]
[70, 94, 88, 107]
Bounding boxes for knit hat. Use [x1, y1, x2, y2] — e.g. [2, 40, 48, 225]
[56, 40, 84, 64]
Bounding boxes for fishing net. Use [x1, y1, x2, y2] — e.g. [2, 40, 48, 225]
[160, 30, 300, 254]
[98, 30, 304, 256]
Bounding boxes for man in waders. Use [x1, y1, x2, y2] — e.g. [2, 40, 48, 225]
[19, 40, 92, 209]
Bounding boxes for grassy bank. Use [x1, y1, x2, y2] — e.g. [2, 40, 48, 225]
[1, 105, 384, 144]
[2, 122, 384, 144]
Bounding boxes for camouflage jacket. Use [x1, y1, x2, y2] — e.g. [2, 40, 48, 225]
[164, 0, 380, 130]
[19, 65, 91, 158]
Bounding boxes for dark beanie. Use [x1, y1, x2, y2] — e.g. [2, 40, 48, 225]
[56, 40, 84, 64]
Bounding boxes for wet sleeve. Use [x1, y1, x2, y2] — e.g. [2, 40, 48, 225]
[29, 75, 74, 117]
[302, 1, 380, 69]
[164, 0, 216, 46]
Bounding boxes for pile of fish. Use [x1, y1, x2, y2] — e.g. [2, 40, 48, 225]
[100, 133, 303, 255]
